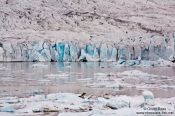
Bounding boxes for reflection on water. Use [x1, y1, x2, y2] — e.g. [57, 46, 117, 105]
[0, 62, 175, 98]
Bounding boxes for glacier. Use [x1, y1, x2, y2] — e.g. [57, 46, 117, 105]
[0, 35, 175, 66]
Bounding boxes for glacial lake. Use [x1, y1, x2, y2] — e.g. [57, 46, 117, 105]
[0, 62, 175, 98]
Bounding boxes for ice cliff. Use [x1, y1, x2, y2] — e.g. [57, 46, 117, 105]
[0, 33, 175, 66]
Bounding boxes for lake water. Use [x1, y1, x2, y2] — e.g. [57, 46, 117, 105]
[0, 62, 175, 98]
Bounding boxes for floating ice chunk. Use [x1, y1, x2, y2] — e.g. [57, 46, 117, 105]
[117, 59, 126, 64]
[77, 78, 92, 82]
[56, 73, 69, 77]
[47, 93, 83, 104]
[1, 77, 14, 81]
[105, 83, 122, 89]
[32, 102, 59, 113]
[31, 63, 48, 68]
[38, 79, 51, 83]
[97, 97, 108, 105]
[16, 101, 49, 113]
[169, 54, 175, 62]
[140, 60, 155, 66]
[160, 85, 175, 89]
[94, 73, 107, 77]
[0, 92, 174, 116]
[45, 74, 59, 79]
[86, 81, 122, 89]
[21, 95, 46, 102]
[59, 112, 89, 116]
[127, 96, 144, 107]
[47, 93, 61, 100]
[94, 72, 116, 78]
[156, 58, 175, 66]
[0, 106, 15, 113]
[143, 91, 154, 100]
[0, 97, 19, 104]
[126, 60, 140, 66]
[1, 104, 25, 113]
[117, 60, 141, 66]
[45, 73, 69, 79]
[142, 90, 154, 105]
[105, 96, 130, 110]
[0, 67, 8, 70]
[118, 70, 158, 78]
[58, 108, 138, 116]
[0, 112, 14, 116]
[127, 61, 136, 66]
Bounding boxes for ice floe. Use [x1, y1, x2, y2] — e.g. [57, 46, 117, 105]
[31, 64, 48, 68]
[117, 70, 158, 78]
[0, 92, 174, 116]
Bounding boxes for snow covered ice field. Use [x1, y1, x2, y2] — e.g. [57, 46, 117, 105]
[0, 62, 174, 116]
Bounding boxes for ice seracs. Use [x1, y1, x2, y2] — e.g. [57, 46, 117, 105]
[0, 37, 174, 66]
[0, 41, 174, 68]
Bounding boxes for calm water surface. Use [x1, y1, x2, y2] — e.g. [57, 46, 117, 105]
[0, 62, 175, 98]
